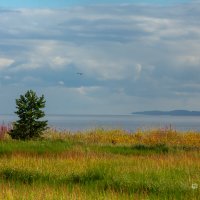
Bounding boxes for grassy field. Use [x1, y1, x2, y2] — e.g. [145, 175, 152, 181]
[0, 128, 200, 199]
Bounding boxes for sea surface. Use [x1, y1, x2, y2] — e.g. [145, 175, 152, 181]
[1, 114, 200, 132]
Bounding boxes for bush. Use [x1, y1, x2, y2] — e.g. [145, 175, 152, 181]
[9, 90, 48, 140]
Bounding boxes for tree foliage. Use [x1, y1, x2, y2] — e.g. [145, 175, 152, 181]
[9, 90, 48, 140]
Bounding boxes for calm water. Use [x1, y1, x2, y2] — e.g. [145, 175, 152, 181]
[1, 114, 200, 132]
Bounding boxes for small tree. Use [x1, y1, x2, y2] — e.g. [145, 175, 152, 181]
[9, 90, 48, 140]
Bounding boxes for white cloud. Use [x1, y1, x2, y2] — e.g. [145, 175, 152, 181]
[51, 56, 71, 69]
[0, 58, 14, 70]
[58, 81, 64, 85]
[178, 56, 200, 66]
[75, 86, 101, 95]
[134, 64, 142, 80]
[4, 75, 11, 80]
[1, 3, 200, 113]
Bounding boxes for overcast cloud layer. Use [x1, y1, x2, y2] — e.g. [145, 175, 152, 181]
[0, 1, 200, 114]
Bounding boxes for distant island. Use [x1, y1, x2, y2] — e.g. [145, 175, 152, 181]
[132, 110, 200, 116]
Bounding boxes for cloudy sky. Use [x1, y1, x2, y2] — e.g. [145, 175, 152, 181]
[0, 0, 200, 114]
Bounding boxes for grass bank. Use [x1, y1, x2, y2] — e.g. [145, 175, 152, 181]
[0, 128, 200, 199]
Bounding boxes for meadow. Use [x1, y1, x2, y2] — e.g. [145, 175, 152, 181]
[0, 126, 200, 199]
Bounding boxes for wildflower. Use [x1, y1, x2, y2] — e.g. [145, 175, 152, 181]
[191, 183, 198, 190]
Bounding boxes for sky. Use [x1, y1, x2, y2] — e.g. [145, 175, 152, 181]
[0, 0, 200, 114]
[0, 0, 189, 8]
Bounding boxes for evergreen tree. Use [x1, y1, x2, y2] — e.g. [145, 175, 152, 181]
[9, 90, 48, 140]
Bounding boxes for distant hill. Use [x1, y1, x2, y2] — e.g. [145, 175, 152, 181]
[132, 110, 200, 116]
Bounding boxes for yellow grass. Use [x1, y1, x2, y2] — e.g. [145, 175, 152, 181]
[43, 128, 200, 147]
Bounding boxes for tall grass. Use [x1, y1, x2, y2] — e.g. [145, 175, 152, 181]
[0, 152, 199, 199]
[0, 128, 200, 199]
[43, 127, 200, 147]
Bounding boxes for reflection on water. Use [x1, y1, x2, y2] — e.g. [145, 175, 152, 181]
[1, 114, 200, 131]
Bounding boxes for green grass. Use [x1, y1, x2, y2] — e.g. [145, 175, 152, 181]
[0, 140, 173, 157]
[91, 143, 171, 155]
[0, 140, 73, 156]
[0, 163, 199, 199]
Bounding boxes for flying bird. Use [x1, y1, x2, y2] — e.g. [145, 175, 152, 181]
[76, 72, 83, 75]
